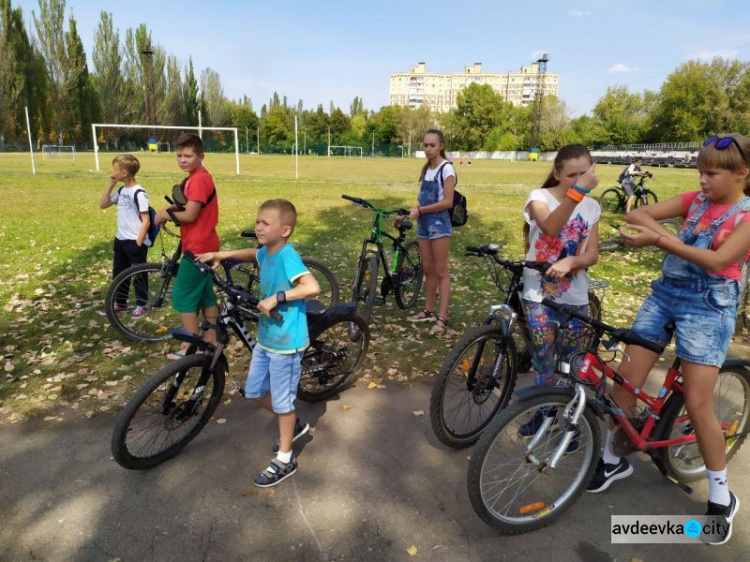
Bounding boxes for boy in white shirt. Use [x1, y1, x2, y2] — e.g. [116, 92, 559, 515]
[98, 154, 151, 317]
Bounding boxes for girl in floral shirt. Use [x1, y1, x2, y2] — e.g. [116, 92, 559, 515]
[521, 144, 601, 388]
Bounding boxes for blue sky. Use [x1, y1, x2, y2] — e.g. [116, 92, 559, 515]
[12, 0, 750, 116]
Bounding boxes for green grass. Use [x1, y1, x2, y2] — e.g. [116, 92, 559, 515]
[0, 152, 745, 421]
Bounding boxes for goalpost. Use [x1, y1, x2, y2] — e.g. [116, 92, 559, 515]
[42, 145, 76, 161]
[92, 123, 241, 175]
[328, 145, 363, 158]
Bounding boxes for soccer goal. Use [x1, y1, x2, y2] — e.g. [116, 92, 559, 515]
[92, 123, 241, 175]
[328, 145, 363, 158]
[42, 145, 76, 161]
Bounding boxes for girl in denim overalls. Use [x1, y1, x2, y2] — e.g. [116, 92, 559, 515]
[587, 134, 750, 545]
[405, 129, 456, 336]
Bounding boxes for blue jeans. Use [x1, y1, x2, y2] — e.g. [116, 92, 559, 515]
[631, 277, 738, 367]
[245, 346, 304, 413]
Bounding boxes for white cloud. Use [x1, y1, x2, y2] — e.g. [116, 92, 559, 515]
[608, 63, 637, 73]
[568, 10, 592, 17]
[689, 48, 738, 61]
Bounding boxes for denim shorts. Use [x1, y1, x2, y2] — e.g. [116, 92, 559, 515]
[631, 276, 739, 367]
[416, 211, 452, 240]
[245, 345, 304, 413]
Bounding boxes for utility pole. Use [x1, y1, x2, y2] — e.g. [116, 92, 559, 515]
[140, 44, 157, 148]
[257, 124, 260, 154]
[530, 53, 549, 149]
[371, 131, 375, 157]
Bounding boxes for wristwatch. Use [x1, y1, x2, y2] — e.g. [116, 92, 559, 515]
[276, 291, 287, 304]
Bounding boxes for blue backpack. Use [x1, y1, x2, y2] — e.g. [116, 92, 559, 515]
[120, 187, 159, 246]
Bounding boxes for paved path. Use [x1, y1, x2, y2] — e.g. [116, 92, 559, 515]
[1, 375, 748, 561]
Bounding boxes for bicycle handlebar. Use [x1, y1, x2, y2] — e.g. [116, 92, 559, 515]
[183, 251, 282, 321]
[540, 298, 664, 354]
[465, 244, 550, 274]
[342, 194, 409, 216]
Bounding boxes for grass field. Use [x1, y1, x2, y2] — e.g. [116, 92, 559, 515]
[1, 151, 745, 421]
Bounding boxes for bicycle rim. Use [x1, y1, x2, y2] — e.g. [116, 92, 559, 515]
[112, 355, 225, 469]
[599, 188, 623, 214]
[469, 396, 598, 532]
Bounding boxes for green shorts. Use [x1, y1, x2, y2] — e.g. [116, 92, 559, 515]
[172, 258, 217, 313]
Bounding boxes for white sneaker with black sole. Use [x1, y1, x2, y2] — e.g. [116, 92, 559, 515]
[585, 457, 633, 493]
[704, 491, 740, 545]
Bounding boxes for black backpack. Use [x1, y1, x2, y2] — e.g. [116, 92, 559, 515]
[617, 166, 630, 184]
[435, 162, 468, 227]
[120, 187, 159, 246]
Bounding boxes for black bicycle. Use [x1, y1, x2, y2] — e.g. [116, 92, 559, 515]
[429, 243, 604, 449]
[342, 194, 423, 329]
[599, 173, 657, 214]
[111, 251, 369, 470]
[104, 228, 340, 343]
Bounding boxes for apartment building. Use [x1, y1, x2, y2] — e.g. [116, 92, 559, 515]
[389, 62, 559, 112]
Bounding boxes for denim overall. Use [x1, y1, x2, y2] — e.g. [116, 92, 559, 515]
[417, 162, 452, 239]
[635, 196, 750, 366]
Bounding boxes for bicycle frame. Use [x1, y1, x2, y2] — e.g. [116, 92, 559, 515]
[357, 209, 410, 280]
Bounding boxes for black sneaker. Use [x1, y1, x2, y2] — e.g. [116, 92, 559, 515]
[704, 491, 740, 545]
[272, 417, 310, 453]
[254, 456, 298, 488]
[518, 407, 558, 437]
[585, 457, 633, 493]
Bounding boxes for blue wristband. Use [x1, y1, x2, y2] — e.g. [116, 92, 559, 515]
[573, 183, 590, 195]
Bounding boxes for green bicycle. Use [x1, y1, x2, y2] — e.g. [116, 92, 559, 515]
[342, 195, 423, 333]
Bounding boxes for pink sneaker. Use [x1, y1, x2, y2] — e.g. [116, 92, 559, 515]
[132, 305, 149, 318]
[114, 304, 129, 312]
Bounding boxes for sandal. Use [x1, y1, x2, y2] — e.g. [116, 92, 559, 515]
[430, 315, 449, 336]
[408, 308, 434, 323]
[254, 456, 298, 488]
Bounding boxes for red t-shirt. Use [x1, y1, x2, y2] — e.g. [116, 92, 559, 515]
[181, 166, 220, 254]
[680, 191, 750, 280]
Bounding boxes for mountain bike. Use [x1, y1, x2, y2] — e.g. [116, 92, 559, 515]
[429, 243, 605, 448]
[599, 173, 657, 214]
[104, 228, 340, 343]
[111, 251, 369, 470]
[467, 298, 750, 534]
[342, 194, 423, 331]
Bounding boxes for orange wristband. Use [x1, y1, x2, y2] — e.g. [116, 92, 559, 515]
[566, 188, 584, 203]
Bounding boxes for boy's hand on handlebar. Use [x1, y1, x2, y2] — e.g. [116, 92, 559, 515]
[620, 224, 660, 248]
[576, 163, 599, 192]
[258, 295, 279, 319]
[545, 257, 575, 279]
[196, 252, 221, 270]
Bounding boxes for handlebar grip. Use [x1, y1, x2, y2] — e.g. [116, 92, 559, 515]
[466, 245, 482, 253]
[271, 310, 283, 322]
[525, 261, 551, 273]
[167, 208, 181, 227]
[342, 194, 363, 204]
[397, 208, 410, 215]
[164, 195, 175, 205]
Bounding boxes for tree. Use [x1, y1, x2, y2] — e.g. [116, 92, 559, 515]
[32, 0, 83, 143]
[0, 0, 23, 143]
[92, 11, 125, 147]
[329, 107, 350, 141]
[451, 83, 515, 150]
[183, 58, 199, 126]
[160, 55, 184, 129]
[65, 14, 99, 143]
[592, 86, 649, 145]
[349, 96, 364, 117]
[200, 67, 229, 125]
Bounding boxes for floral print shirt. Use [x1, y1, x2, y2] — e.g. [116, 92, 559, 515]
[522, 188, 601, 305]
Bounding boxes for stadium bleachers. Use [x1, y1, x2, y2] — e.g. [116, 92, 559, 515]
[592, 144, 700, 168]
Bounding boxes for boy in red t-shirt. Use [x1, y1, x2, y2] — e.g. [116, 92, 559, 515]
[155, 133, 220, 359]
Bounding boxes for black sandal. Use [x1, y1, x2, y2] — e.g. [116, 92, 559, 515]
[408, 308, 434, 322]
[430, 315, 449, 335]
[254, 456, 298, 487]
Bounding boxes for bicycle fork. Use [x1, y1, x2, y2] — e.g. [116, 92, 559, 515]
[525, 384, 587, 471]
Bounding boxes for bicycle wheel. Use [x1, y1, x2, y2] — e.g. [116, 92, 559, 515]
[430, 324, 518, 448]
[656, 366, 750, 482]
[634, 189, 658, 209]
[467, 393, 601, 534]
[302, 257, 340, 310]
[111, 354, 226, 469]
[105, 262, 180, 343]
[298, 314, 370, 402]
[394, 240, 423, 310]
[351, 254, 378, 335]
[599, 188, 623, 214]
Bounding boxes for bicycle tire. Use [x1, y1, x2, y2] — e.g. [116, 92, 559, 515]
[352, 254, 378, 327]
[394, 240, 423, 310]
[581, 292, 602, 350]
[105, 262, 180, 343]
[297, 314, 370, 402]
[467, 393, 601, 534]
[634, 189, 658, 209]
[430, 324, 518, 448]
[111, 354, 226, 469]
[599, 188, 623, 214]
[655, 366, 750, 482]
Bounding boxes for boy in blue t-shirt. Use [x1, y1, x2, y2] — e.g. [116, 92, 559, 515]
[198, 199, 319, 487]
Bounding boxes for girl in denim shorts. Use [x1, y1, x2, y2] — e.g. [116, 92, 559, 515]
[404, 129, 456, 336]
[586, 133, 750, 545]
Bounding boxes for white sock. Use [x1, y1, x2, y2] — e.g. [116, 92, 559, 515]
[276, 449, 293, 464]
[707, 468, 730, 506]
[602, 429, 621, 465]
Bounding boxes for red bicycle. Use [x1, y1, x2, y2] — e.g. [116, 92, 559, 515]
[467, 298, 750, 534]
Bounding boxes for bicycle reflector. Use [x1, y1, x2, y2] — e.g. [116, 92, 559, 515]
[519, 502, 545, 515]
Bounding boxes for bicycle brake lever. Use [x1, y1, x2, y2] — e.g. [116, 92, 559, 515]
[603, 343, 630, 363]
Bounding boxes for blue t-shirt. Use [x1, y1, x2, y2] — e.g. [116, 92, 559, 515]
[256, 243, 310, 353]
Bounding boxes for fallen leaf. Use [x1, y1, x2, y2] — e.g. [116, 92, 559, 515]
[367, 381, 378, 389]
[342, 404, 351, 411]
[216, 418, 227, 424]
[412, 410, 424, 417]
[406, 545, 418, 556]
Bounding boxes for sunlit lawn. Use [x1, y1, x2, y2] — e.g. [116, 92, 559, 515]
[0, 151, 744, 421]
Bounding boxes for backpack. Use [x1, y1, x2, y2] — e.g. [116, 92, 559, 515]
[435, 162, 468, 227]
[617, 166, 630, 184]
[120, 186, 159, 246]
[172, 178, 216, 209]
